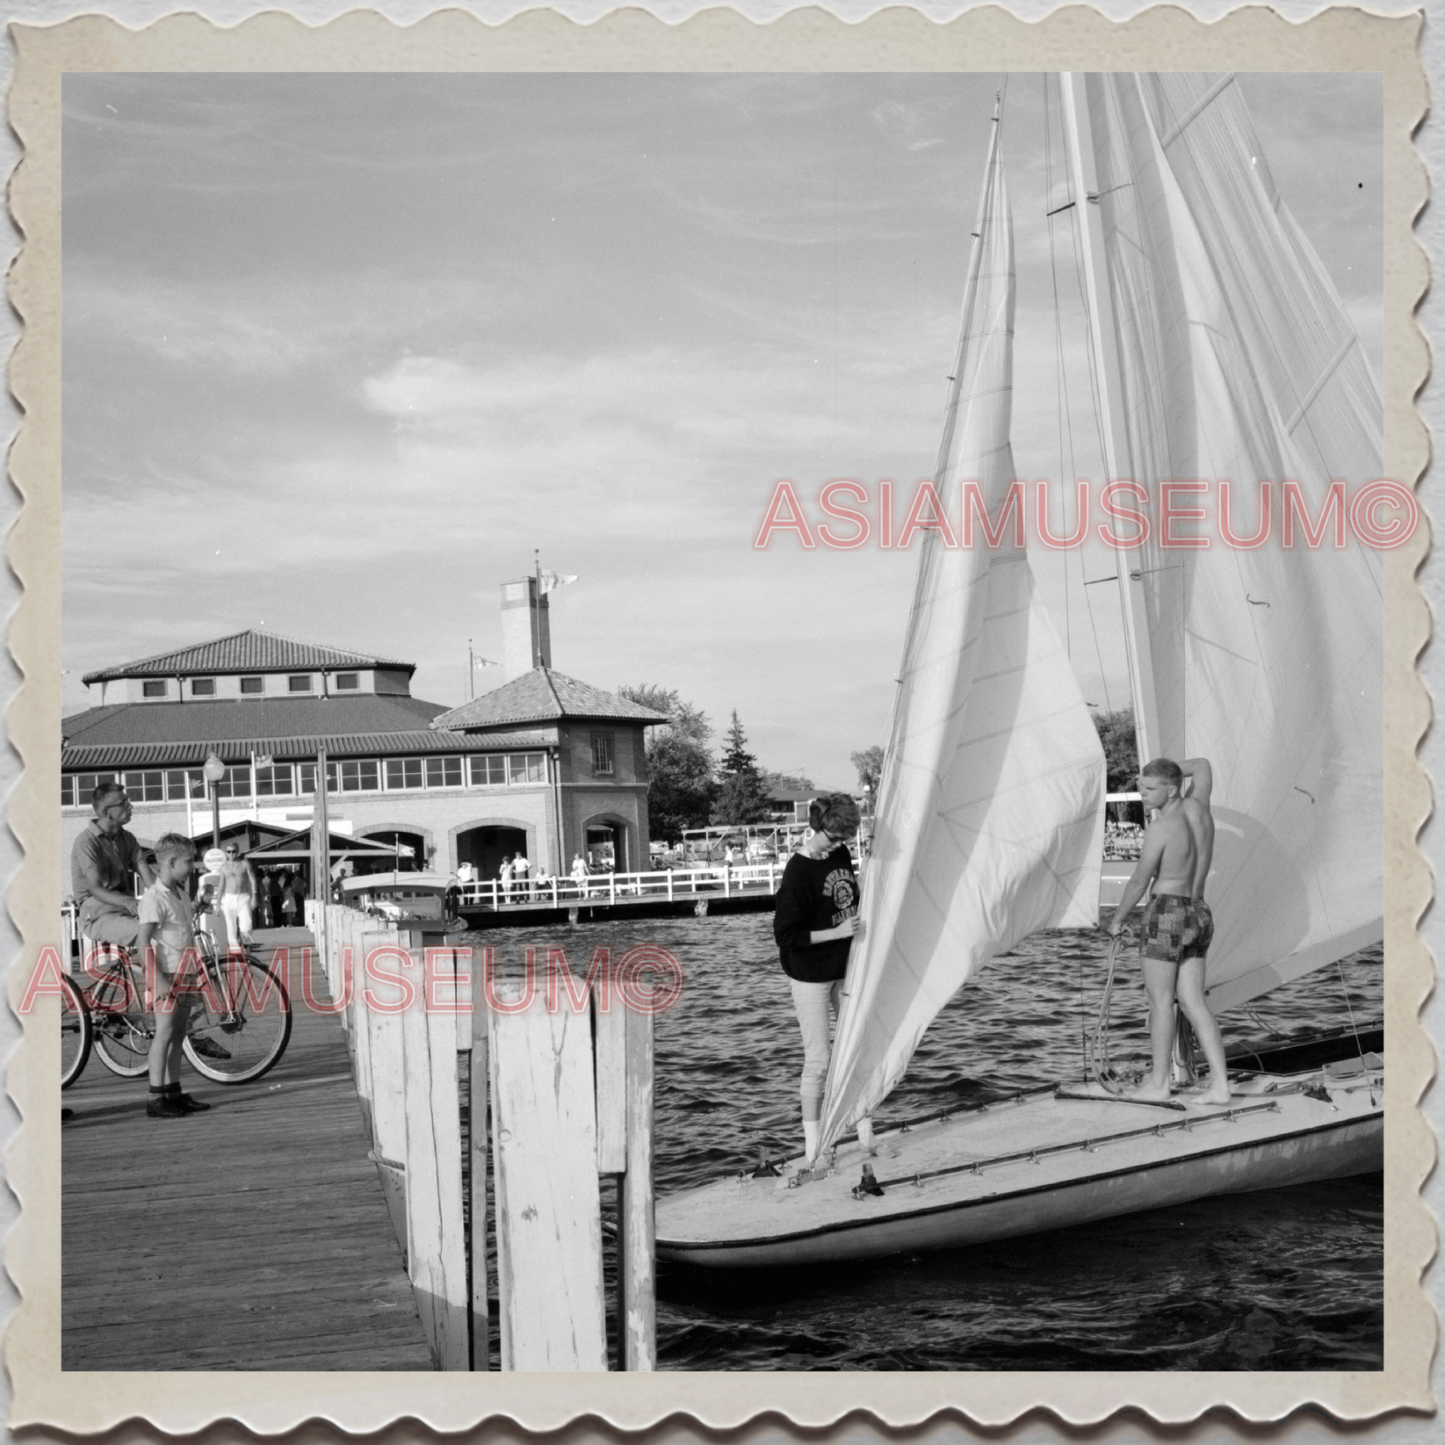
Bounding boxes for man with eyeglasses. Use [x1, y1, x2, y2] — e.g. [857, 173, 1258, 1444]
[71, 782, 156, 957]
[218, 842, 258, 945]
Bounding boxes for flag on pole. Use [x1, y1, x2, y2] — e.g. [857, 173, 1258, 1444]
[473, 656, 501, 669]
[537, 570, 578, 595]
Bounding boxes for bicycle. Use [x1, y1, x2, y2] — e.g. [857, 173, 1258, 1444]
[74, 930, 293, 1085]
[60, 972, 92, 1089]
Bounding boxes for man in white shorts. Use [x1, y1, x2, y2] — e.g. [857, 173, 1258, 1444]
[218, 842, 257, 945]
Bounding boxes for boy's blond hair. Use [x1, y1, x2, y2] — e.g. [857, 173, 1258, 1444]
[152, 832, 195, 864]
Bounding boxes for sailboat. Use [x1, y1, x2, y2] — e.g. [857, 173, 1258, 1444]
[655, 73, 1384, 1269]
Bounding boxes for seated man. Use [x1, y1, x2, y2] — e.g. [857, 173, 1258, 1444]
[71, 782, 155, 960]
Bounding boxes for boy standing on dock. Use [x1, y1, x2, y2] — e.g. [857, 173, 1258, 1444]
[137, 833, 211, 1119]
[1107, 757, 1231, 1106]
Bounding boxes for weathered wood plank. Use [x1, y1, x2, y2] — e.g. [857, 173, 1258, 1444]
[61, 939, 432, 1372]
[468, 949, 491, 1372]
[360, 929, 408, 1168]
[398, 947, 468, 1370]
[594, 994, 628, 1175]
[488, 994, 606, 1371]
[620, 1003, 657, 1370]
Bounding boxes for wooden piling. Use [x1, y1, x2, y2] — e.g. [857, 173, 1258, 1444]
[398, 938, 468, 1369]
[619, 1003, 657, 1370]
[488, 995, 608, 1370]
[594, 994, 628, 1176]
[468, 948, 491, 1371]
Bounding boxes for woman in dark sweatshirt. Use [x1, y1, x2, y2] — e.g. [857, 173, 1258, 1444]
[773, 792, 866, 1164]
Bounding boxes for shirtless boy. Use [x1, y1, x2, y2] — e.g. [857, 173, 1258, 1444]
[1107, 756, 1231, 1106]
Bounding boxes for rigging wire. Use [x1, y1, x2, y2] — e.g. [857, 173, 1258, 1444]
[1065, 151, 1132, 727]
[1049, 76, 1115, 718]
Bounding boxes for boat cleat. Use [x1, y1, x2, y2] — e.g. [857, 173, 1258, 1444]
[851, 1164, 885, 1199]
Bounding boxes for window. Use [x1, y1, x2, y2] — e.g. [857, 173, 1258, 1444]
[214, 765, 252, 800]
[469, 755, 507, 787]
[288, 674, 313, 693]
[425, 756, 463, 789]
[240, 676, 264, 695]
[385, 758, 424, 791]
[337, 759, 379, 792]
[298, 761, 338, 795]
[71, 772, 119, 808]
[590, 734, 614, 776]
[254, 763, 295, 797]
[142, 680, 167, 698]
[509, 752, 546, 784]
[123, 770, 165, 803]
[61, 776, 75, 807]
[166, 769, 203, 802]
[335, 673, 360, 690]
[191, 678, 216, 697]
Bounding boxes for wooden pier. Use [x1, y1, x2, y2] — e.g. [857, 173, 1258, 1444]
[458, 863, 781, 929]
[315, 903, 657, 1370]
[61, 931, 433, 1371]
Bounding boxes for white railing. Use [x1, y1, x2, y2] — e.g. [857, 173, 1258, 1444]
[456, 863, 784, 911]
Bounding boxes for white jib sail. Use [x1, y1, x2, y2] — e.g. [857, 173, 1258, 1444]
[818, 112, 1106, 1151]
[1082, 74, 1383, 1014]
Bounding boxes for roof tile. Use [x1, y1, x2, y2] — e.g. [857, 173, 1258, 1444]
[431, 668, 668, 731]
[82, 629, 414, 684]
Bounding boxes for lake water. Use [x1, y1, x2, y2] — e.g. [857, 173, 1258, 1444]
[477, 913, 1383, 1372]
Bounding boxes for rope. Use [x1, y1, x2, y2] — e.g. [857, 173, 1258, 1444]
[1333, 953, 1369, 1069]
[1084, 934, 1141, 1095]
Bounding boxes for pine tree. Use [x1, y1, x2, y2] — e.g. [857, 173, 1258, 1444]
[710, 711, 772, 825]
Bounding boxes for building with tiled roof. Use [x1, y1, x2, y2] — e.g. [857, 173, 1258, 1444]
[81, 629, 413, 692]
[431, 668, 668, 731]
[62, 597, 666, 892]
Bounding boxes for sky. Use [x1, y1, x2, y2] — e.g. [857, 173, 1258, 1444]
[61, 71, 1383, 787]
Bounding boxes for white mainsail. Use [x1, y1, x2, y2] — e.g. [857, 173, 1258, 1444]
[817, 109, 1106, 1150]
[1075, 73, 1384, 1014]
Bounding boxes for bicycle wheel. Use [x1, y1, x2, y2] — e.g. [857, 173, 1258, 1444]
[89, 968, 151, 1079]
[59, 974, 92, 1089]
[183, 955, 292, 1084]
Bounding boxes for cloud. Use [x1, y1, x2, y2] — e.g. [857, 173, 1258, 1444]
[871, 97, 954, 154]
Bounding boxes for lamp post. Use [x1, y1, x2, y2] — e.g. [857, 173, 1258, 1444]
[202, 751, 226, 850]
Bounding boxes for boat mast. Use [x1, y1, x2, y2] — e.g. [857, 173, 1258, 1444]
[1058, 73, 1161, 765]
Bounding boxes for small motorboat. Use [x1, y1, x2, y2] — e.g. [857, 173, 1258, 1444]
[339, 871, 467, 933]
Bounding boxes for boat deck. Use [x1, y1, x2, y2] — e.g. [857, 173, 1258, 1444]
[656, 1060, 1384, 1268]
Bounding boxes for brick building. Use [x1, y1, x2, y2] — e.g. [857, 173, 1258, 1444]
[62, 584, 666, 890]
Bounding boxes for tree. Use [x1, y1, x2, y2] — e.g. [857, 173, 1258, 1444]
[850, 745, 884, 795]
[618, 684, 718, 842]
[758, 769, 813, 796]
[710, 711, 773, 825]
[1091, 709, 1138, 793]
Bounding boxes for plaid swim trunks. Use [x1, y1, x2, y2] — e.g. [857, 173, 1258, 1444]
[1140, 893, 1214, 963]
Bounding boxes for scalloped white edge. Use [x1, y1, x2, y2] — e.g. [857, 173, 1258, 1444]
[2, 2, 1432, 1435]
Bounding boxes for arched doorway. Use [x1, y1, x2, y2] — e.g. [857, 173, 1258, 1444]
[458, 824, 529, 885]
[585, 822, 625, 873]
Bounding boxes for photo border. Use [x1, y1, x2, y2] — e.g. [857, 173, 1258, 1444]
[5, 3, 1432, 1433]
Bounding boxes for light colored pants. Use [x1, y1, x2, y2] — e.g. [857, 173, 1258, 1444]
[220, 894, 251, 943]
[789, 976, 845, 1116]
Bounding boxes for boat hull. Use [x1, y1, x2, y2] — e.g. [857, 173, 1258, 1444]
[656, 1066, 1382, 1269]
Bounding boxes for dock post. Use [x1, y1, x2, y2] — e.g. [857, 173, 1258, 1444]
[468, 946, 491, 1371]
[619, 1002, 656, 1369]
